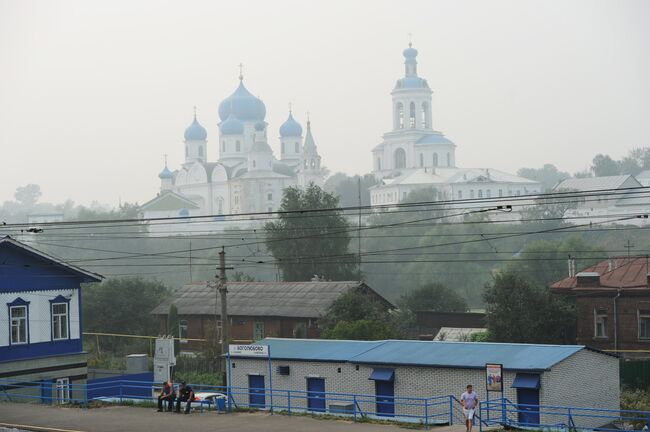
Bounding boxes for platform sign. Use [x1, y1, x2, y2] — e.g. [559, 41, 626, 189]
[485, 363, 503, 392]
[228, 344, 269, 357]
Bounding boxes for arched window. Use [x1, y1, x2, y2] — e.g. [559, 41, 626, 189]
[253, 160, 256, 168]
[236, 141, 241, 152]
[409, 102, 416, 128]
[377, 158, 382, 170]
[281, 142, 285, 153]
[310, 159, 315, 168]
[433, 153, 438, 167]
[446, 152, 451, 167]
[185, 145, 189, 157]
[396, 103, 404, 129]
[295, 142, 300, 153]
[421, 102, 429, 128]
[419, 153, 424, 167]
[221, 140, 225, 153]
[394, 148, 406, 169]
[198, 146, 203, 157]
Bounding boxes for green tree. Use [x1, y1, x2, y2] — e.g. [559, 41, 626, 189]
[319, 290, 398, 340]
[82, 277, 169, 353]
[14, 184, 42, 208]
[324, 173, 378, 207]
[483, 271, 575, 344]
[517, 164, 571, 192]
[264, 183, 357, 281]
[591, 154, 620, 177]
[399, 282, 468, 313]
[322, 320, 399, 340]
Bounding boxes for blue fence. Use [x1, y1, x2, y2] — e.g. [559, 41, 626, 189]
[480, 397, 650, 432]
[1, 378, 649, 431]
[87, 372, 153, 399]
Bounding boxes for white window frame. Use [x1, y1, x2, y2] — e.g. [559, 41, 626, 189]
[179, 319, 188, 343]
[594, 309, 608, 339]
[638, 310, 650, 340]
[56, 378, 70, 404]
[10, 305, 28, 345]
[52, 302, 69, 341]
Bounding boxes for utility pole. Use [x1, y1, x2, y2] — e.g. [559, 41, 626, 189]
[357, 177, 362, 281]
[216, 246, 232, 373]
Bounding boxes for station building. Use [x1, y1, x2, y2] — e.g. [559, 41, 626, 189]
[228, 338, 619, 427]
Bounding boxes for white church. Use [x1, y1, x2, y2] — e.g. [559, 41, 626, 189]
[370, 44, 541, 206]
[140, 71, 325, 226]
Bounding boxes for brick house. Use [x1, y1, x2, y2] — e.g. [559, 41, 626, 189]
[229, 338, 619, 428]
[151, 281, 393, 351]
[550, 256, 650, 359]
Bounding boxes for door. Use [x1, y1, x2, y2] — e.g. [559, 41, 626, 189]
[375, 380, 395, 417]
[55, 378, 70, 405]
[307, 378, 326, 412]
[517, 388, 540, 426]
[248, 375, 265, 408]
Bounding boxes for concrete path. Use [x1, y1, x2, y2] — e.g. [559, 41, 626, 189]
[0, 403, 477, 432]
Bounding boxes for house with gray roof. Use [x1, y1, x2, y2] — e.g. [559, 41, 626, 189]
[151, 281, 393, 349]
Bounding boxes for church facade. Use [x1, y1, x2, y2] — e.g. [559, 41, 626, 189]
[370, 44, 541, 206]
[140, 74, 325, 225]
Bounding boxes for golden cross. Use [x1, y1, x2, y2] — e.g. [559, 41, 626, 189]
[238, 63, 244, 80]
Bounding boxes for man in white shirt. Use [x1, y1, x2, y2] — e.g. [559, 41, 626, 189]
[460, 384, 479, 432]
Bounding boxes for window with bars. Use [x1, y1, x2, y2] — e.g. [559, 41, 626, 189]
[52, 303, 68, 340]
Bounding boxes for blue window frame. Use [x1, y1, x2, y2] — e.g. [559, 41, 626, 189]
[7, 297, 30, 345]
[50, 295, 71, 341]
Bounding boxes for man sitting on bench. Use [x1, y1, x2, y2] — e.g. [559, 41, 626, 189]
[157, 380, 175, 412]
[175, 381, 195, 414]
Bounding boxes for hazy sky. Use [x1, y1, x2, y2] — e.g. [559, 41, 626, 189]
[1, 0, 649, 206]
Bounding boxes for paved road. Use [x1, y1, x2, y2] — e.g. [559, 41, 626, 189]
[0, 403, 472, 432]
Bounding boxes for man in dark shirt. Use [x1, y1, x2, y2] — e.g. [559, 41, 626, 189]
[175, 381, 195, 414]
[157, 380, 175, 412]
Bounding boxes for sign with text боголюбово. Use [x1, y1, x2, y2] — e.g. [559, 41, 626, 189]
[229, 344, 269, 357]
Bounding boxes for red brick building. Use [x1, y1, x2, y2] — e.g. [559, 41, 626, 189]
[551, 256, 650, 359]
[151, 281, 393, 351]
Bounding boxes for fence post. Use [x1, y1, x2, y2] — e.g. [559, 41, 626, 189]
[119, 381, 123, 403]
[84, 381, 88, 409]
[425, 398, 429, 431]
[288, 390, 291, 416]
[449, 396, 454, 425]
[353, 395, 357, 422]
[501, 399, 506, 425]
[567, 407, 571, 429]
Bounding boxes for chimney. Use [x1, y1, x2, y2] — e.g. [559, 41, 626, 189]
[608, 259, 613, 272]
[576, 272, 600, 287]
[568, 257, 576, 277]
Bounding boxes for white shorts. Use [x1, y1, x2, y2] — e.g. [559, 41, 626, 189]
[463, 408, 475, 420]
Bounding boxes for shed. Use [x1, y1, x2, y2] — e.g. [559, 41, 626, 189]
[228, 338, 619, 427]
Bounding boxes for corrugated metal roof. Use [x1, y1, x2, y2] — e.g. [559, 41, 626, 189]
[235, 338, 588, 371]
[151, 281, 392, 318]
[554, 175, 639, 191]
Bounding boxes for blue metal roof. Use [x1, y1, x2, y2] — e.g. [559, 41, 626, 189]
[416, 134, 454, 146]
[369, 368, 395, 382]
[245, 338, 587, 371]
[512, 373, 541, 389]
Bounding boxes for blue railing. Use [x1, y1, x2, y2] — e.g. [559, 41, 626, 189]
[480, 397, 650, 432]
[2, 378, 648, 431]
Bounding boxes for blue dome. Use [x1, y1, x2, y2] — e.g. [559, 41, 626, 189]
[158, 166, 173, 179]
[279, 113, 303, 137]
[220, 113, 244, 135]
[403, 45, 418, 59]
[184, 116, 207, 141]
[179, 208, 189, 217]
[396, 76, 429, 89]
[254, 121, 266, 131]
[218, 81, 266, 122]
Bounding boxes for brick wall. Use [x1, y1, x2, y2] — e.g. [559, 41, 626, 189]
[540, 349, 620, 428]
[576, 295, 650, 352]
[229, 349, 618, 426]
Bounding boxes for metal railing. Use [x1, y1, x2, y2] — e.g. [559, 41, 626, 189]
[480, 397, 650, 432]
[2, 378, 648, 431]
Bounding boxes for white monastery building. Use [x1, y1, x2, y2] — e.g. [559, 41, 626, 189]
[370, 44, 541, 206]
[140, 71, 326, 224]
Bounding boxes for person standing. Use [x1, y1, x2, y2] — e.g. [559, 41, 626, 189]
[157, 380, 175, 412]
[175, 381, 195, 414]
[460, 384, 479, 432]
